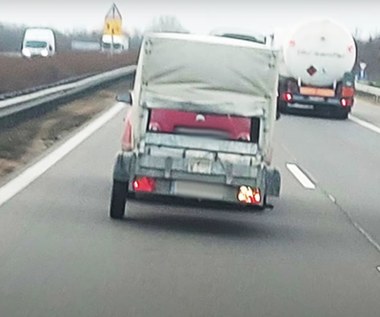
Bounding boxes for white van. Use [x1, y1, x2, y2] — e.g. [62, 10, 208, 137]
[101, 34, 129, 53]
[21, 28, 56, 58]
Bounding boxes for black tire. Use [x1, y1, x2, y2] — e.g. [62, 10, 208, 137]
[278, 100, 288, 114]
[110, 180, 128, 219]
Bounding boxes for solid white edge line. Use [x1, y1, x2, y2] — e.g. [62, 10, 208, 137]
[349, 115, 380, 135]
[286, 163, 316, 190]
[0, 103, 124, 208]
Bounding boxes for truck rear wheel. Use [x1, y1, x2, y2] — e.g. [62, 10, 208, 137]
[278, 100, 288, 113]
[334, 109, 349, 120]
[110, 180, 128, 219]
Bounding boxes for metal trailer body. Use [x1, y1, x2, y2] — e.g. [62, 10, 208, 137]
[110, 33, 281, 218]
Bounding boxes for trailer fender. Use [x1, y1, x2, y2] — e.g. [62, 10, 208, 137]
[113, 151, 135, 182]
[265, 168, 281, 197]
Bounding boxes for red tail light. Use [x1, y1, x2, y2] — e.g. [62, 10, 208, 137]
[340, 98, 352, 107]
[237, 186, 261, 205]
[282, 92, 293, 103]
[133, 177, 156, 193]
[341, 86, 354, 98]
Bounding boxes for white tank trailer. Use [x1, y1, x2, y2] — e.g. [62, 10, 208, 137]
[275, 18, 357, 119]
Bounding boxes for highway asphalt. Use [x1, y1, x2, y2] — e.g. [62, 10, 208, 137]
[352, 96, 380, 126]
[0, 90, 379, 316]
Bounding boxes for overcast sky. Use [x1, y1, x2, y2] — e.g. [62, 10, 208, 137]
[0, 0, 378, 39]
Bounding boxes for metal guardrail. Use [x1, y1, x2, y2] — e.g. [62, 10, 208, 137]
[0, 65, 136, 126]
[356, 82, 380, 102]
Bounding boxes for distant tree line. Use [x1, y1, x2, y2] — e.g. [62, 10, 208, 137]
[0, 23, 144, 52]
[0, 23, 27, 51]
[0, 15, 188, 54]
[355, 36, 380, 82]
[0, 23, 95, 52]
[145, 15, 189, 33]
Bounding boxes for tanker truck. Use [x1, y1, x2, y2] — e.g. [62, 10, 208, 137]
[274, 19, 357, 119]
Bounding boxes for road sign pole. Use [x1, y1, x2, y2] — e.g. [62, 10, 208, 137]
[104, 3, 123, 57]
[111, 31, 114, 56]
[359, 62, 367, 80]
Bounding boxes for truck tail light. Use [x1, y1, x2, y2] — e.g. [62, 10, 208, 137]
[340, 98, 352, 107]
[341, 86, 354, 98]
[133, 177, 156, 193]
[237, 186, 261, 205]
[282, 92, 293, 103]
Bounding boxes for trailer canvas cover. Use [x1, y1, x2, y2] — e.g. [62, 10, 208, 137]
[131, 33, 279, 162]
[109, 33, 282, 218]
[139, 33, 278, 116]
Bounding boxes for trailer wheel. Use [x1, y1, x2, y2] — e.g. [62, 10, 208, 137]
[110, 180, 128, 219]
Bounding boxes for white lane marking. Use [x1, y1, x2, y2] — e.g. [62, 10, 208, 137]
[349, 115, 380, 135]
[326, 186, 380, 256]
[352, 222, 380, 254]
[328, 194, 336, 204]
[0, 103, 124, 208]
[286, 163, 316, 190]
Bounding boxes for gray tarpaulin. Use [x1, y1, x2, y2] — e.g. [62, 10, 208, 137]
[130, 33, 279, 163]
[140, 33, 278, 116]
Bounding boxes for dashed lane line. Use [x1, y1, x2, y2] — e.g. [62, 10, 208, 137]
[286, 163, 316, 190]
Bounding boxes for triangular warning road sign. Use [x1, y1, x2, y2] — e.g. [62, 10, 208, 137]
[105, 3, 122, 20]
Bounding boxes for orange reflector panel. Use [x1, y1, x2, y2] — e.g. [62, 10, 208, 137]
[300, 87, 335, 97]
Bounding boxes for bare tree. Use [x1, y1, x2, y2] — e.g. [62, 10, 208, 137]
[146, 15, 188, 33]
